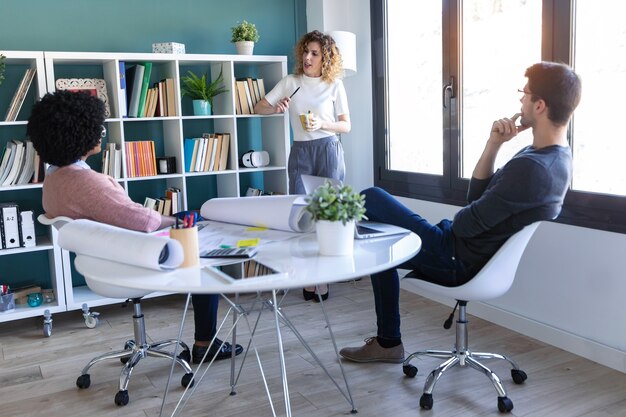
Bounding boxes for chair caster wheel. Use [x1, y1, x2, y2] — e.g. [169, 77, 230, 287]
[497, 396, 514, 413]
[115, 390, 129, 406]
[511, 368, 527, 384]
[403, 364, 418, 378]
[76, 374, 91, 389]
[420, 393, 433, 409]
[181, 372, 195, 388]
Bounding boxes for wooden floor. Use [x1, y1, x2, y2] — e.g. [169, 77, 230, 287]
[1, 278, 625, 417]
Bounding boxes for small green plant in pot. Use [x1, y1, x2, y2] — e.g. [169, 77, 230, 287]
[305, 181, 366, 256]
[231, 20, 260, 55]
[180, 67, 228, 115]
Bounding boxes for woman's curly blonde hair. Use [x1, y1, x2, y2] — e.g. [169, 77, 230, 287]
[294, 30, 343, 83]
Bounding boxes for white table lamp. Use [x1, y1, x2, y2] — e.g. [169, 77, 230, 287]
[329, 30, 357, 78]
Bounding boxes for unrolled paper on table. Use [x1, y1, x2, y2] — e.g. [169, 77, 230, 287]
[58, 219, 184, 270]
[200, 195, 314, 233]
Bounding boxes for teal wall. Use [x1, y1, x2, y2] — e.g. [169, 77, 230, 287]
[0, 0, 306, 65]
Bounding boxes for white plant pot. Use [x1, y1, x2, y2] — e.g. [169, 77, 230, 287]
[235, 41, 255, 55]
[315, 219, 355, 256]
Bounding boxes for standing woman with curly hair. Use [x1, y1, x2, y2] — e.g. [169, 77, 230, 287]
[254, 30, 351, 196]
[255, 30, 351, 302]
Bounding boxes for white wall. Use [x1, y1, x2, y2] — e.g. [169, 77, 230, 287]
[309, 0, 626, 373]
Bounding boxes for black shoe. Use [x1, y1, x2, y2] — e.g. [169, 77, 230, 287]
[192, 339, 244, 364]
[303, 288, 316, 301]
[313, 287, 329, 302]
[302, 287, 329, 302]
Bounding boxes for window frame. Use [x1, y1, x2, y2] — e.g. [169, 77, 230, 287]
[370, 0, 626, 234]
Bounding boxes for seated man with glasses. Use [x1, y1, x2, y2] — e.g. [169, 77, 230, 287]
[340, 61, 581, 363]
[27, 90, 242, 363]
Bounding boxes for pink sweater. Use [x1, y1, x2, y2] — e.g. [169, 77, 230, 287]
[43, 165, 161, 232]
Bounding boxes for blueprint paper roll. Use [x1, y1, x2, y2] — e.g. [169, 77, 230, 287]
[200, 195, 314, 233]
[58, 219, 184, 270]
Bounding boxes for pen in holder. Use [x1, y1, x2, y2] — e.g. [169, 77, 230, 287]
[169, 226, 199, 268]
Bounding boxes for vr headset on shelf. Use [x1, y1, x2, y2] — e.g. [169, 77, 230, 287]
[240, 150, 270, 168]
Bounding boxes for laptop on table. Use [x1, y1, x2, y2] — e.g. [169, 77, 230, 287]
[301, 174, 410, 240]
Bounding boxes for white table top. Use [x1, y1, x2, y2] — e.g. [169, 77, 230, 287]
[74, 231, 421, 296]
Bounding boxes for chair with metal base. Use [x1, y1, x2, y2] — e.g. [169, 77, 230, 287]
[38, 215, 194, 406]
[400, 222, 540, 413]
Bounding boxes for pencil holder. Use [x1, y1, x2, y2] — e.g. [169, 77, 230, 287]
[169, 226, 200, 268]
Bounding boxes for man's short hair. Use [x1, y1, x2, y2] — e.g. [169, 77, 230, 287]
[525, 62, 582, 126]
[27, 90, 105, 166]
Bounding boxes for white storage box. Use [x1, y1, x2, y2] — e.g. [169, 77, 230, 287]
[152, 42, 186, 54]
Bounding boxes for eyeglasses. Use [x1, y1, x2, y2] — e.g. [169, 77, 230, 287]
[101, 125, 107, 139]
[518, 88, 543, 101]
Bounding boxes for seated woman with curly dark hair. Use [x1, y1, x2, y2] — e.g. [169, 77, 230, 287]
[27, 90, 242, 363]
[27, 90, 172, 231]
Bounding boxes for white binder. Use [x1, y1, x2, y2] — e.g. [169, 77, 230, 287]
[20, 210, 36, 247]
[1, 204, 21, 249]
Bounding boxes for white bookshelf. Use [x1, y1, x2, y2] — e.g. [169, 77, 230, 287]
[0, 50, 289, 334]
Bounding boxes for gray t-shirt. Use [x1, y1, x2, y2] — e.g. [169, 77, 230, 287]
[452, 145, 572, 270]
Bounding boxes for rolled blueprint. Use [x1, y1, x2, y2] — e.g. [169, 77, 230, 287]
[200, 195, 314, 233]
[58, 219, 184, 270]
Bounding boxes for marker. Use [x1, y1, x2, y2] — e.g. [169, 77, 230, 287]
[289, 87, 300, 98]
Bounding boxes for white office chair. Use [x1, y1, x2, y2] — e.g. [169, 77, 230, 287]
[38, 214, 194, 406]
[400, 222, 540, 413]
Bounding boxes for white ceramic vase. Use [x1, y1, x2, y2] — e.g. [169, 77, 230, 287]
[315, 219, 355, 256]
[235, 41, 255, 55]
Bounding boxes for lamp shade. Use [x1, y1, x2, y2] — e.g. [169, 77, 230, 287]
[329, 30, 357, 77]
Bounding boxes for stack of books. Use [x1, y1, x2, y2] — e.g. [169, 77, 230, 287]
[124, 61, 176, 118]
[183, 133, 230, 172]
[0, 139, 44, 186]
[143, 186, 182, 216]
[101, 142, 122, 178]
[4, 68, 37, 122]
[124, 140, 157, 178]
[235, 77, 265, 115]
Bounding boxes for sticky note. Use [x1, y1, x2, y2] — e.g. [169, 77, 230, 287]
[237, 238, 259, 247]
[246, 226, 267, 231]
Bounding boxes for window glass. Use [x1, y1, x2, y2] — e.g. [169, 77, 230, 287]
[387, 1, 443, 175]
[461, 0, 542, 177]
[572, 2, 626, 196]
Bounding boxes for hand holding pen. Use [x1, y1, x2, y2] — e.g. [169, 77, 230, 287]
[275, 87, 300, 114]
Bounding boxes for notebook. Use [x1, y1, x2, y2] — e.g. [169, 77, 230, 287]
[301, 174, 410, 239]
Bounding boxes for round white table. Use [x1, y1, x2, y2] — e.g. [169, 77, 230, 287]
[74, 230, 421, 417]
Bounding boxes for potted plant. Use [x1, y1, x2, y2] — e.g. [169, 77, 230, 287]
[231, 20, 260, 55]
[180, 67, 228, 115]
[305, 181, 366, 256]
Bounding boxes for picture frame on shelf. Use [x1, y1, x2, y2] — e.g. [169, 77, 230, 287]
[55, 78, 111, 117]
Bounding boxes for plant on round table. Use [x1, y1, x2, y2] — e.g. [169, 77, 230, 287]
[231, 20, 260, 43]
[305, 181, 366, 225]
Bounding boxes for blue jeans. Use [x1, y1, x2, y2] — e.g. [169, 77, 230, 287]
[191, 294, 219, 343]
[362, 187, 470, 341]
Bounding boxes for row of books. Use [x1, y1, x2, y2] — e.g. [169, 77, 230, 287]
[0, 203, 35, 249]
[123, 62, 176, 118]
[101, 142, 122, 179]
[4, 68, 37, 122]
[183, 133, 230, 173]
[0, 139, 45, 187]
[235, 77, 266, 115]
[125, 141, 157, 178]
[143, 187, 182, 217]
